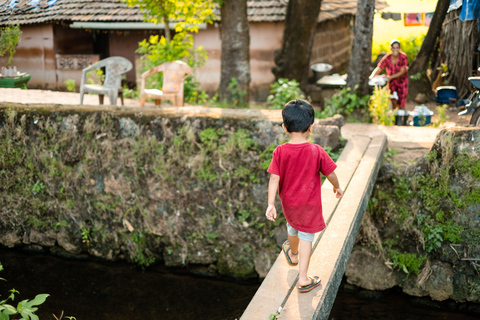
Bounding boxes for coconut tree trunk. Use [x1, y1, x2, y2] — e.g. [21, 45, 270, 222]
[346, 0, 375, 97]
[408, 0, 450, 75]
[219, 0, 251, 104]
[272, 0, 322, 91]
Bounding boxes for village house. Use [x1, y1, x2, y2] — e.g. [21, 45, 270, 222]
[0, 0, 387, 100]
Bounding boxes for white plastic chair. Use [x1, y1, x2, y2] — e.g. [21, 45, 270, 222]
[80, 56, 132, 106]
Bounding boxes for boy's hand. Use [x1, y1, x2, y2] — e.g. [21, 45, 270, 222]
[265, 204, 277, 222]
[333, 187, 343, 198]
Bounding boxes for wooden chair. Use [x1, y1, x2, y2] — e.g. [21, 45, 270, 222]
[80, 56, 132, 106]
[139, 60, 193, 107]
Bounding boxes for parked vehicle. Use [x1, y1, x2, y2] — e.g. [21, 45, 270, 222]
[458, 67, 480, 126]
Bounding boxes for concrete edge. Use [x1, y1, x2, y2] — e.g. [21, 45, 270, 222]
[312, 134, 387, 320]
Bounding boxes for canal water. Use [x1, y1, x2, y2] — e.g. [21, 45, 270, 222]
[0, 247, 479, 320]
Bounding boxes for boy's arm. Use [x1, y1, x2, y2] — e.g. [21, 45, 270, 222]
[265, 174, 280, 222]
[325, 171, 343, 198]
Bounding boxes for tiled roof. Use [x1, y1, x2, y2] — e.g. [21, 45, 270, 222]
[0, 0, 389, 26]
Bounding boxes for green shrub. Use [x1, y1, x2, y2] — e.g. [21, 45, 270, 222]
[63, 79, 76, 92]
[316, 86, 370, 120]
[267, 78, 305, 109]
[369, 86, 394, 125]
[388, 250, 427, 275]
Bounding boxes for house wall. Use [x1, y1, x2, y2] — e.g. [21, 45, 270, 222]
[311, 17, 354, 75]
[194, 19, 353, 101]
[193, 22, 284, 100]
[1, 24, 57, 89]
[109, 30, 155, 85]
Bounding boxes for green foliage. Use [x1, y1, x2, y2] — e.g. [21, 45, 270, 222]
[122, 84, 139, 100]
[136, 32, 208, 104]
[63, 79, 76, 92]
[122, 0, 216, 34]
[442, 220, 464, 244]
[269, 312, 280, 320]
[227, 78, 247, 106]
[316, 86, 370, 120]
[431, 104, 450, 128]
[129, 231, 156, 267]
[422, 224, 444, 253]
[388, 250, 426, 275]
[0, 25, 22, 66]
[0, 263, 49, 320]
[267, 78, 305, 109]
[259, 143, 276, 170]
[86, 69, 104, 85]
[372, 34, 425, 64]
[369, 86, 394, 125]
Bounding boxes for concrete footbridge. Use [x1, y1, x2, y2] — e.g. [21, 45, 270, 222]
[241, 128, 387, 320]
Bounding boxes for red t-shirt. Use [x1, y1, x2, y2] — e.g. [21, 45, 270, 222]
[267, 142, 337, 233]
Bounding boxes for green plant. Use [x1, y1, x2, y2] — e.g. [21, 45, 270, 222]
[316, 85, 370, 120]
[388, 250, 426, 275]
[31, 181, 45, 195]
[368, 86, 394, 125]
[86, 69, 104, 85]
[431, 104, 450, 128]
[267, 78, 305, 109]
[227, 77, 247, 106]
[0, 25, 22, 66]
[63, 79, 76, 92]
[81, 228, 90, 246]
[122, 84, 139, 99]
[0, 263, 49, 320]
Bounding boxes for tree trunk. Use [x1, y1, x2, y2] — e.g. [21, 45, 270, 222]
[408, 0, 450, 75]
[346, 0, 375, 97]
[219, 0, 251, 104]
[433, 10, 479, 98]
[407, 0, 449, 99]
[272, 0, 322, 91]
[164, 14, 171, 42]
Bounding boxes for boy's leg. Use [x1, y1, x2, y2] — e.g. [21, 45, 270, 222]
[298, 238, 313, 287]
[287, 234, 299, 264]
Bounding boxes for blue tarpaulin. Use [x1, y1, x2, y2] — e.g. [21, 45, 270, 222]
[449, 0, 480, 21]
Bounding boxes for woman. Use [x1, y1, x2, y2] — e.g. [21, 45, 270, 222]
[370, 39, 408, 109]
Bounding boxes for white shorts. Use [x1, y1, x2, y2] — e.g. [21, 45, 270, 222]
[286, 222, 315, 242]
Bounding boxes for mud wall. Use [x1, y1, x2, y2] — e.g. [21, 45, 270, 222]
[0, 103, 342, 279]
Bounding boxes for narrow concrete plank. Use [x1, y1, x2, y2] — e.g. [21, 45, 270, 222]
[279, 134, 387, 320]
[240, 135, 371, 320]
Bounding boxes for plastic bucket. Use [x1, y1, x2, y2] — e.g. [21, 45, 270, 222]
[395, 115, 409, 126]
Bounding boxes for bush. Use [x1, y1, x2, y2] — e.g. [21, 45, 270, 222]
[267, 78, 305, 109]
[315, 86, 370, 120]
[369, 86, 394, 125]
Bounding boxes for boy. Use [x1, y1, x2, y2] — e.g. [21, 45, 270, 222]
[265, 99, 343, 293]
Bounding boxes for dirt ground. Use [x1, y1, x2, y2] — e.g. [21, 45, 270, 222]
[389, 98, 471, 169]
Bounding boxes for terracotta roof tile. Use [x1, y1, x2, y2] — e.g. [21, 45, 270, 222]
[0, 0, 388, 26]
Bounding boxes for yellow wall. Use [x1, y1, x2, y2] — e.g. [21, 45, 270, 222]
[373, 0, 438, 45]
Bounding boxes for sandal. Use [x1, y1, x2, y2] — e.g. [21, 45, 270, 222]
[298, 276, 321, 293]
[282, 240, 298, 266]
